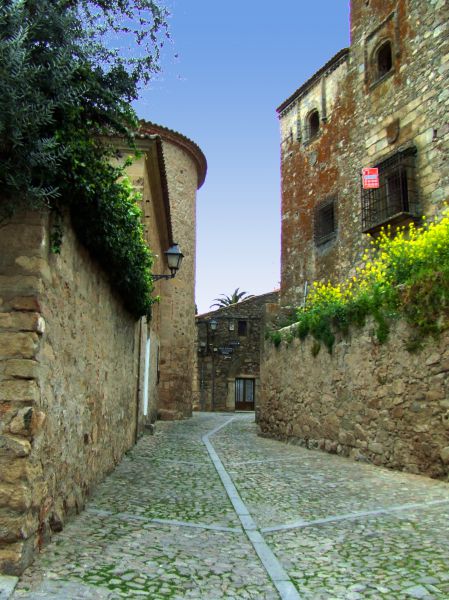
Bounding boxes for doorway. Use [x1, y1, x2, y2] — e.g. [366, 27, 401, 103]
[235, 378, 255, 411]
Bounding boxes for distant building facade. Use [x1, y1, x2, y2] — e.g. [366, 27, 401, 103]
[195, 292, 279, 413]
[278, 0, 448, 308]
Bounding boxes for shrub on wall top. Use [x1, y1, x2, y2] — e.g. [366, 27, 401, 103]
[270, 208, 449, 353]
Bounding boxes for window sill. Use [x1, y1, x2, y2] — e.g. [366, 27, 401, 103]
[362, 211, 420, 235]
[315, 232, 337, 247]
[369, 69, 394, 90]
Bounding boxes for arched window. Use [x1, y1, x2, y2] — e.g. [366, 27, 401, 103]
[307, 109, 320, 141]
[376, 41, 393, 79]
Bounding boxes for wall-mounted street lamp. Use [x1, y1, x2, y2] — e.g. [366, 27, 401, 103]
[152, 244, 184, 281]
[209, 319, 218, 331]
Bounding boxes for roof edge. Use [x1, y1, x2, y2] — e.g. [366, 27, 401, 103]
[196, 290, 280, 319]
[277, 48, 350, 116]
[139, 120, 207, 189]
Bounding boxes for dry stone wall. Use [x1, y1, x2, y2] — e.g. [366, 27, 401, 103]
[259, 319, 449, 480]
[0, 211, 140, 574]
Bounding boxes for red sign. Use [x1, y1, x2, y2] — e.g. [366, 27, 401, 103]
[362, 167, 379, 189]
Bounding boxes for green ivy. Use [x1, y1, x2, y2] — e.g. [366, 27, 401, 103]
[62, 134, 155, 318]
[0, 0, 167, 319]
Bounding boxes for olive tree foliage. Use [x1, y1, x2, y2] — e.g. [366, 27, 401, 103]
[0, 0, 169, 219]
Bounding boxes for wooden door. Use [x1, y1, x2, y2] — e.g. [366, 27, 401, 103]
[235, 378, 255, 411]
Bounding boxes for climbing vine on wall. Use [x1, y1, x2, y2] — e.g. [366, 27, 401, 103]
[0, 0, 168, 318]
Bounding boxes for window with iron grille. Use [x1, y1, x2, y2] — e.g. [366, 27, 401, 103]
[314, 197, 337, 245]
[361, 147, 419, 233]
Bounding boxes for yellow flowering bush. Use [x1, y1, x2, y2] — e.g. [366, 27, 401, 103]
[272, 207, 449, 353]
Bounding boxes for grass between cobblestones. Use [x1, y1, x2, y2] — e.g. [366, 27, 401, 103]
[12, 415, 449, 600]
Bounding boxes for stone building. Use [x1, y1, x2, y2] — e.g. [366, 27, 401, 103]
[278, 0, 448, 308]
[195, 292, 278, 413]
[258, 0, 449, 478]
[0, 125, 206, 573]
[140, 122, 207, 419]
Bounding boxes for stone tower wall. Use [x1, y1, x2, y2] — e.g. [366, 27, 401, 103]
[158, 141, 198, 417]
[278, 0, 449, 308]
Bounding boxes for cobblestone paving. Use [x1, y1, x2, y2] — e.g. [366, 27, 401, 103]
[12, 413, 449, 599]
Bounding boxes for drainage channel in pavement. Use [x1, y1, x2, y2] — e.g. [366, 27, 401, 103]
[203, 416, 301, 600]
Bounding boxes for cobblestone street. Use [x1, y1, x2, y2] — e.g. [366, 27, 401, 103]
[8, 413, 449, 600]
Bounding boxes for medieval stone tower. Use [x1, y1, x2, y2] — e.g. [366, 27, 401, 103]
[140, 122, 207, 418]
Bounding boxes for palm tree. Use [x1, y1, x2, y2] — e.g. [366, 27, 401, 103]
[210, 288, 253, 309]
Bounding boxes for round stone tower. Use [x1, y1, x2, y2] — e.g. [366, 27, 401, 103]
[140, 121, 207, 418]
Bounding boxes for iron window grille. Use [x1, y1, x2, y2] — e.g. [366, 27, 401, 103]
[314, 196, 337, 245]
[361, 147, 419, 234]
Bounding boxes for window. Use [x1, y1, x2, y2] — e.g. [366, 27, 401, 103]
[237, 320, 247, 336]
[375, 40, 393, 81]
[361, 147, 419, 233]
[306, 109, 320, 141]
[315, 196, 337, 245]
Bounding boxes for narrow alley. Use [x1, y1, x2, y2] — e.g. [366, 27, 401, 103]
[9, 414, 449, 600]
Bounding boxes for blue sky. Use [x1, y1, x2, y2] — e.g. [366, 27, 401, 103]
[135, 1, 350, 313]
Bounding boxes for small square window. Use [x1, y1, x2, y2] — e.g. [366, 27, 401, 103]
[237, 320, 247, 336]
[314, 197, 337, 245]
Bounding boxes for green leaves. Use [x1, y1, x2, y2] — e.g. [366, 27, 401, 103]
[0, 0, 167, 316]
[270, 211, 449, 354]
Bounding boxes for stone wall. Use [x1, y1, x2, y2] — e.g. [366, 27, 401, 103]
[158, 141, 198, 418]
[259, 319, 449, 479]
[196, 292, 279, 412]
[0, 211, 141, 574]
[278, 0, 449, 308]
[139, 122, 207, 420]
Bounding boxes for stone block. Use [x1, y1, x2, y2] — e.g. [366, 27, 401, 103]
[0, 538, 36, 575]
[440, 447, 449, 464]
[15, 256, 51, 282]
[0, 275, 43, 297]
[0, 436, 31, 458]
[8, 407, 43, 436]
[3, 360, 39, 380]
[0, 332, 39, 360]
[9, 296, 41, 312]
[425, 389, 445, 401]
[0, 482, 32, 512]
[0, 457, 42, 484]
[0, 380, 40, 403]
[368, 441, 384, 455]
[0, 312, 43, 333]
